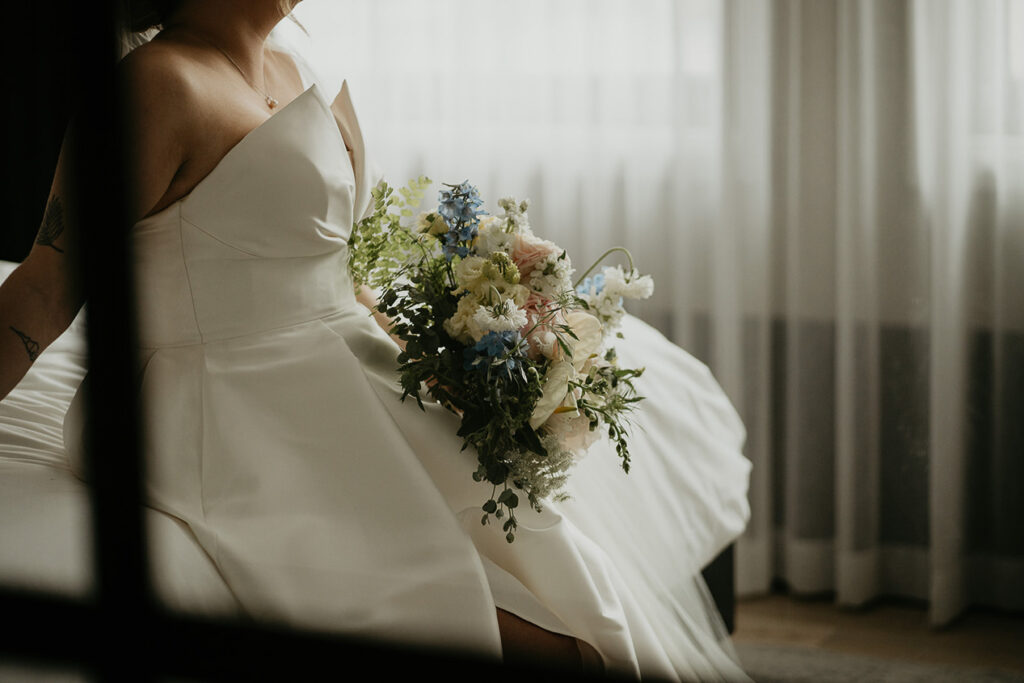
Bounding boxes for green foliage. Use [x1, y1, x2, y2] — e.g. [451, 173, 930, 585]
[571, 359, 646, 474]
[378, 265, 549, 540]
[349, 176, 433, 291]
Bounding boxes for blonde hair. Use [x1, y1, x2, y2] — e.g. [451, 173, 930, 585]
[124, 0, 300, 33]
[120, 1, 305, 57]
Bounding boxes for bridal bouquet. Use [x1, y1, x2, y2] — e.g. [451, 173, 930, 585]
[349, 178, 654, 541]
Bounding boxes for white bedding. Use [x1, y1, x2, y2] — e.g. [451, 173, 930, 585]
[0, 260, 237, 615]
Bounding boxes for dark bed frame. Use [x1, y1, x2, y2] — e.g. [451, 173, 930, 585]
[0, 3, 734, 679]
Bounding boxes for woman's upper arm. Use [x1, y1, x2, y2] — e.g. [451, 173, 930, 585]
[120, 45, 194, 222]
[17, 123, 83, 329]
[14, 46, 192, 330]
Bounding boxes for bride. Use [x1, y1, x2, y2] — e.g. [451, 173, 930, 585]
[0, 0, 752, 679]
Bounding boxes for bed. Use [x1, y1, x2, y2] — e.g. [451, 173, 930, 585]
[0, 256, 737, 679]
[0, 260, 239, 620]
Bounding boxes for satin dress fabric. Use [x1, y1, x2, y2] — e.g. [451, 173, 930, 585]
[63, 67, 752, 680]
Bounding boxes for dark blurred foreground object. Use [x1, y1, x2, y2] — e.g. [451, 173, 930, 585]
[1, 4, 78, 262]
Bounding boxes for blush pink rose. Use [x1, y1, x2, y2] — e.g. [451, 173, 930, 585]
[510, 233, 560, 280]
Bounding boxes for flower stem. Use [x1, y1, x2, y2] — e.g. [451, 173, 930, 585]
[519, 307, 561, 340]
[573, 247, 636, 288]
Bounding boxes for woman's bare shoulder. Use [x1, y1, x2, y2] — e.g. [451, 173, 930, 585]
[119, 39, 205, 114]
[117, 39, 210, 220]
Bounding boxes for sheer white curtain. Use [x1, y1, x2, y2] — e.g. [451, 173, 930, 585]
[288, 0, 1024, 625]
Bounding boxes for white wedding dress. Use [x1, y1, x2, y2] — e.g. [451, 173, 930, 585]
[62, 53, 752, 681]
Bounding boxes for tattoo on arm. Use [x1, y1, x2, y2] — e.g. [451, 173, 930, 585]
[36, 196, 66, 253]
[10, 327, 41, 362]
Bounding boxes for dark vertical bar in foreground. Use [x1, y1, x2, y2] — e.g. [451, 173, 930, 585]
[68, 1, 153, 678]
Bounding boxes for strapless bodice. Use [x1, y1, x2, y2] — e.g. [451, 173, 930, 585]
[131, 83, 374, 347]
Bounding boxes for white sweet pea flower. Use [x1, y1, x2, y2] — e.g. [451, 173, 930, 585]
[623, 273, 654, 299]
[576, 265, 653, 337]
[601, 266, 653, 300]
[601, 266, 628, 297]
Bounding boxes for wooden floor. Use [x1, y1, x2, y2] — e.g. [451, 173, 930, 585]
[733, 594, 1024, 674]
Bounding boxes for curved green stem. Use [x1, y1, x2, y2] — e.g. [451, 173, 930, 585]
[573, 247, 636, 288]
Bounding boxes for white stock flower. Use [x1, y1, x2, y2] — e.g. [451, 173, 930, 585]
[497, 196, 532, 233]
[475, 216, 514, 255]
[527, 252, 574, 299]
[580, 288, 625, 333]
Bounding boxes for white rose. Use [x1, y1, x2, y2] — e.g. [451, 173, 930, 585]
[443, 295, 486, 343]
[454, 256, 487, 290]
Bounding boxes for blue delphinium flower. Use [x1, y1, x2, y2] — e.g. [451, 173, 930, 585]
[439, 181, 484, 228]
[496, 354, 521, 380]
[477, 331, 513, 357]
[464, 331, 522, 373]
[577, 272, 606, 296]
[440, 181, 483, 227]
[455, 181, 484, 215]
[438, 190, 459, 225]
[444, 232, 471, 260]
[439, 181, 484, 261]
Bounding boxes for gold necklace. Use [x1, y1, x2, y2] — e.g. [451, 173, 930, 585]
[191, 33, 279, 109]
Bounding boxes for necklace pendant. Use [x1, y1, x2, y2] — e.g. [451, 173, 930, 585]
[266, 95, 279, 109]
